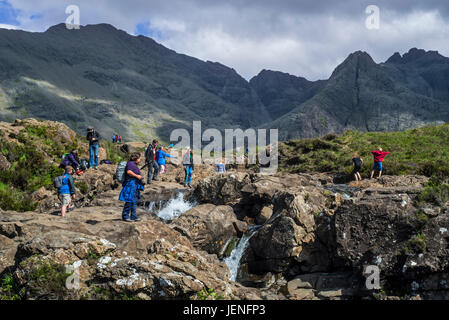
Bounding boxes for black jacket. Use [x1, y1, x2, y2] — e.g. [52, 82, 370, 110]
[86, 130, 100, 145]
[145, 144, 157, 163]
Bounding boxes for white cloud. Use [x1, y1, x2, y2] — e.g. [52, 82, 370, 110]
[0, 23, 20, 30]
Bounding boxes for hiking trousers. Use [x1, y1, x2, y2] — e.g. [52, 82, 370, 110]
[89, 143, 99, 167]
[122, 202, 138, 220]
[147, 161, 159, 183]
[184, 166, 193, 185]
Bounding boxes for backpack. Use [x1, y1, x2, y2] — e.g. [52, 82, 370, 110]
[53, 174, 66, 189]
[116, 161, 128, 183]
[80, 158, 89, 171]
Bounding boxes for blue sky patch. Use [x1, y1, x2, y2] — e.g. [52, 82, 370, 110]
[30, 13, 43, 20]
[135, 21, 164, 41]
[0, 0, 20, 25]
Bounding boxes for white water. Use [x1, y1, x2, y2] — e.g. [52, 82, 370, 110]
[154, 193, 196, 221]
[224, 229, 257, 281]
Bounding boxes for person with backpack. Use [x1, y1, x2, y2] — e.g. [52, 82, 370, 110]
[55, 166, 76, 217]
[156, 146, 175, 174]
[182, 148, 194, 188]
[145, 139, 159, 184]
[370, 146, 390, 179]
[60, 149, 80, 171]
[118, 135, 122, 143]
[352, 153, 363, 181]
[86, 127, 100, 170]
[118, 152, 144, 222]
[112, 135, 116, 143]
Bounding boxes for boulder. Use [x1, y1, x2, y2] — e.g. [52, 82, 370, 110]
[256, 206, 273, 225]
[0, 235, 17, 274]
[170, 204, 239, 255]
[0, 153, 11, 170]
[0, 207, 263, 300]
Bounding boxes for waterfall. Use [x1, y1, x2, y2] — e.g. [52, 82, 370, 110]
[153, 192, 196, 221]
[224, 226, 258, 282]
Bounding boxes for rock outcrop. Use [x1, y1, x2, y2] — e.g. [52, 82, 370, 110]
[0, 208, 262, 300]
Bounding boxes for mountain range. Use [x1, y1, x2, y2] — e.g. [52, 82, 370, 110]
[0, 23, 448, 142]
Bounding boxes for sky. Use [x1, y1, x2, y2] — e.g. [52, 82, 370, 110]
[1, 0, 449, 81]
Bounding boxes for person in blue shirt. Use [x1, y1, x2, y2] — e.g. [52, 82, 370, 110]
[119, 152, 145, 222]
[58, 166, 76, 217]
[216, 158, 226, 173]
[156, 146, 176, 174]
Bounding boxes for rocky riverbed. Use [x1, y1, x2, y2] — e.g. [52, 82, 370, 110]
[1, 164, 448, 300]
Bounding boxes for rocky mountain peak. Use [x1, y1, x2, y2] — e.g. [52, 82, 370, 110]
[387, 48, 446, 64]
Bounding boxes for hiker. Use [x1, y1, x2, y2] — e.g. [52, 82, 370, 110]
[61, 149, 80, 171]
[86, 127, 100, 170]
[370, 146, 390, 179]
[57, 166, 76, 217]
[118, 135, 122, 143]
[156, 146, 175, 174]
[182, 148, 194, 188]
[216, 158, 226, 174]
[352, 153, 363, 181]
[112, 135, 116, 143]
[118, 152, 144, 222]
[145, 139, 159, 183]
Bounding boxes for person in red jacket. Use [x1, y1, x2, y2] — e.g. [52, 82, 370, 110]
[370, 146, 389, 179]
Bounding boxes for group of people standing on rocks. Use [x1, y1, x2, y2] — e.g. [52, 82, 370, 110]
[118, 139, 196, 222]
[112, 134, 122, 143]
[352, 146, 390, 181]
[55, 127, 103, 216]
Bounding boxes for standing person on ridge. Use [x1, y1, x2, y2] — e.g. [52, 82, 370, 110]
[86, 127, 100, 170]
[352, 153, 363, 181]
[183, 148, 194, 188]
[119, 152, 144, 222]
[370, 146, 390, 179]
[145, 139, 160, 184]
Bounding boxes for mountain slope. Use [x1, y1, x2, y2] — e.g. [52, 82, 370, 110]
[1, 23, 448, 142]
[249, 69, 326, 120]
[0, 23, 271, 142]
[264, 49, 449, 140]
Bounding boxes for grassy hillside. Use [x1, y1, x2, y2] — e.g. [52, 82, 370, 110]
[279, 123, 449, 178]
[0, 119, 127, 211]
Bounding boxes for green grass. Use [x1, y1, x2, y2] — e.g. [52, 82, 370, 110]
[0, 122, 87, 211]
[28, 259, 72, 298]
[0, 273, 25, 300]
[104, 141, 126, 164]
[196, 288, 225, 300]
[402, 233, 427, 255]
[418, 176, 449, 207]
[279, 123, 449, 178]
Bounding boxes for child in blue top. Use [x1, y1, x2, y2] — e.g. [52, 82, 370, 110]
[156, 146, 175, 174]
[58, 166, 76, 217]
